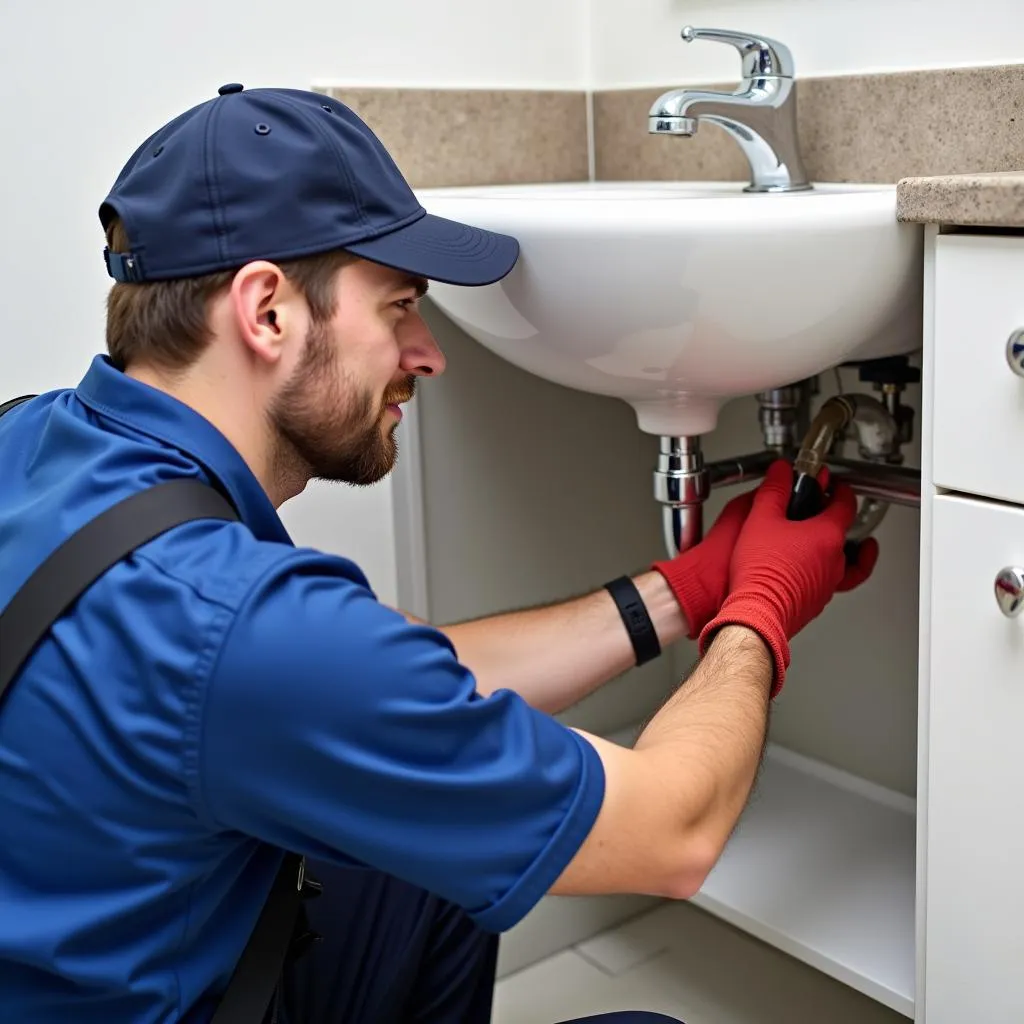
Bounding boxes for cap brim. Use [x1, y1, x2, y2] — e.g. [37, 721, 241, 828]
[345, 212, 519, 287]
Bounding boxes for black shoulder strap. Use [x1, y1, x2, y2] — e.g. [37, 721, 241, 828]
[0, 479, 238, 697]
[0, 448, 304, 1024]
[0, 394, 37, 418]
[209, 853, 306, 1024]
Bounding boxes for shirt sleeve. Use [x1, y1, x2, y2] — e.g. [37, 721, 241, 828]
[197, 549, 605, 933]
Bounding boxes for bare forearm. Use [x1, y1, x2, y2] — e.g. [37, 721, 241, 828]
[551, 624, 774, 899]
[438, 572, 688, 713]
[635, 625, 772, 866]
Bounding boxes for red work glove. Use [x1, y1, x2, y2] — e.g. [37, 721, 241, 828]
[836, 535, 880, 592]
[698, 460, 878, 697]
[652, 489, 756, 639]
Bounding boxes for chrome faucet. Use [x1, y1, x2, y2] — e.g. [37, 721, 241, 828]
[648, 26, 812, 193]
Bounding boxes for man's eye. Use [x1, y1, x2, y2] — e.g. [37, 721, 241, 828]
[394, 297, 416, 311]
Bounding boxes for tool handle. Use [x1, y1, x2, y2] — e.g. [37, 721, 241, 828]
[785, 472, 860, 565]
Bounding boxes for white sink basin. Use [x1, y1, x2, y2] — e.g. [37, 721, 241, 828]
[415, 181, 924, 436]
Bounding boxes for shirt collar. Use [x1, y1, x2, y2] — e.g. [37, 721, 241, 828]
[74, 354, 292, 545]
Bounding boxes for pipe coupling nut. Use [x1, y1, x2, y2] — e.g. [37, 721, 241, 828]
[654, 468, 710, 506]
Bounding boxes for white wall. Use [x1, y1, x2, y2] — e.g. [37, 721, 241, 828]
[590, 0, 1024, 87]
[0, 0, 587, 604]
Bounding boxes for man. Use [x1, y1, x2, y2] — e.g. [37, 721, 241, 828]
[0, 85, 877, 1023]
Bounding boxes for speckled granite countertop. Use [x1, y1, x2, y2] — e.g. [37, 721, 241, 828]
[896, 171, 1024, 228]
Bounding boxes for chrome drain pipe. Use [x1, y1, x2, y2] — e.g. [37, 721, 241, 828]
[655, 444, 920, 558]
[656, 444, 778, 557]
[826, 457, 921, 508]
[655, 369, 923, 558]
[655, 436, 709, 558]
[707, 450, 778, 489]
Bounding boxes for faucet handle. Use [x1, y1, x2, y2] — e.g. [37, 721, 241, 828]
[680, 26, 795, 79]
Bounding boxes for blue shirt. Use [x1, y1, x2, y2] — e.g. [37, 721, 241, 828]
[0, 355, 605, 1023]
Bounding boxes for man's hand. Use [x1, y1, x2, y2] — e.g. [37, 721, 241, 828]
[698, 459, 878, 696]
[651, 489, 755, 639]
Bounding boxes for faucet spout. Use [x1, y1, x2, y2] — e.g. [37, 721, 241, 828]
[648, 26, 812, 193]
[650, 85, 772, 124]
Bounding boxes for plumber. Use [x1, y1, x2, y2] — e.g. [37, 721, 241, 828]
[0, 86, 877, 1024]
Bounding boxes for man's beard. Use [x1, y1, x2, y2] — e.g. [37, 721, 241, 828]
[269, 320, 415, 487]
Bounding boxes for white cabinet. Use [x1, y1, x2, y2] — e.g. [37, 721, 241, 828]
[926, 493, 1024, 1022]
[921, 231, 1024, 1023]
[933, 235, 1024, 507]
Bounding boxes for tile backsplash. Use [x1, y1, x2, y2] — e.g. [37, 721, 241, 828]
[326, 87, 588, 189]
[328, 63, 1023, 191]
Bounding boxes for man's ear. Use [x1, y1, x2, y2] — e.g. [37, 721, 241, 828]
[229, 261, 302, 366]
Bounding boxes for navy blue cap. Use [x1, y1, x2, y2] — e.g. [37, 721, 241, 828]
[100, 85, 519, 287]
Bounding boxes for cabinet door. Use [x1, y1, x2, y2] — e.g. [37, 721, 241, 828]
[933, 234, 1024, 507]
[927, 494, 1024, 1022]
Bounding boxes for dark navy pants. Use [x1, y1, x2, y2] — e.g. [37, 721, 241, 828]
[273, 859, 684, 1024]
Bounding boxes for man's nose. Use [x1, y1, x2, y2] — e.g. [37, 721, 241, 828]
[399, 315, 447, 377]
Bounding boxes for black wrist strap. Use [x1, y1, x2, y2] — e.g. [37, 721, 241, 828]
[604, 576, 661, 666]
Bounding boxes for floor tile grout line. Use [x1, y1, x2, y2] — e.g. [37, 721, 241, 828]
[572, 944, 674, 979]
[571, 947, 617, 977]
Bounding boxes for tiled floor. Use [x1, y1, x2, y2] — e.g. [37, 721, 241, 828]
[493, 901, 909, 1024]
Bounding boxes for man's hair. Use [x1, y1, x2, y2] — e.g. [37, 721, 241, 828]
[104, 216, 357, 373]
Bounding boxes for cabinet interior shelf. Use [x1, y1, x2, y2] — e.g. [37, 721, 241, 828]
[612, 730, 916, 1018]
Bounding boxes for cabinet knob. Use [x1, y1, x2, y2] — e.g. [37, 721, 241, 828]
[1006, 329, 1024, 378]
[995, 566, 1024, 617]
